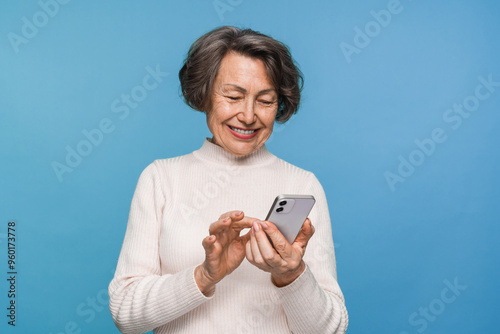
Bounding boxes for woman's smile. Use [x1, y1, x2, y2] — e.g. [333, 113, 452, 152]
[227, 125, 260, 139]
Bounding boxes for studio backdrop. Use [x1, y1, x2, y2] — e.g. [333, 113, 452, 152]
[1, 0, 499, 333]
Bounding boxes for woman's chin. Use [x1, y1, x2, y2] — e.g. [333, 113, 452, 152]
[228, 146, 254, 156]
[225, 141, 261, 156]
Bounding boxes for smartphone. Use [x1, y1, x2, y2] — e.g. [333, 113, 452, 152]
[264, 194, 316, 244]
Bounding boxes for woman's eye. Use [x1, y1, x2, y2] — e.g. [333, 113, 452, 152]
[259, 100, 274, 105]
[227, 96, 241, 101]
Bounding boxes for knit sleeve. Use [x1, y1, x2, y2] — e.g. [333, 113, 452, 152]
[108, 161, 212, 334]
[274, 172, 348, 334]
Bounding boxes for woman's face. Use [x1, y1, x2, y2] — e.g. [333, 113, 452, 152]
[207, 51, 278, 156]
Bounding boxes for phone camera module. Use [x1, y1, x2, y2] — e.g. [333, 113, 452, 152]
[276, 207, 284, 213]
[279, 200, 287, 206]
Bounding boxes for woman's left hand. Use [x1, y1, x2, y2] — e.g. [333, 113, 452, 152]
[245, 218, 315, 287]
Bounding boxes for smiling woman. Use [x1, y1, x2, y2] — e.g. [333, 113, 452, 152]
[108, 26, 348, 334]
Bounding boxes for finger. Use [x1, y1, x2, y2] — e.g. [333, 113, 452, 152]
[253, 221, 282, 267]
[292, 218, 315, 250]
[250, 223, 265, 265]
[231, 214, 258, 230]
[218, 210, 244, 221]
[245, 236, 254, 262]
[202, 235, 217, 259]
[212, 211, 253, 232]
[260, 220, 293, 258]
[209, 216, 232, 235]
[202, 235, 215, 249]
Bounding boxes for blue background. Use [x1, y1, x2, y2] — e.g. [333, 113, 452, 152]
[1, 0, 499, 333]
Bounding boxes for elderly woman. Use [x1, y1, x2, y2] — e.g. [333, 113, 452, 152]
[108, 26, 348, 334]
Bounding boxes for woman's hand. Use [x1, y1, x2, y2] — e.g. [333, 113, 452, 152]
[195, 210, 254, 296]
[246, 218, 315, 287]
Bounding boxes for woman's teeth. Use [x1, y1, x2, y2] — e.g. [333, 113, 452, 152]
[229, 126, 256, 135]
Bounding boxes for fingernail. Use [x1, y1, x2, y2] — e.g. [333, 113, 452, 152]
[209, 235, 215, 241]
[260, 221, 268, 229]
[236, 211, 243, 216]
[223, 217, 230, 222]
[253, 221, 261, 232]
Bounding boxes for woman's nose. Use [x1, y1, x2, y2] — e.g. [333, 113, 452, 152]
[237, 100, 257, 124]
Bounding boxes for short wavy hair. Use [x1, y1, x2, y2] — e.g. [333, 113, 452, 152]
[179, 26, 303, 123]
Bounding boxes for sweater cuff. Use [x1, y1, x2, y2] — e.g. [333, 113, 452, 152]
[274, 263, 312, 290]
[273, 264, 320, 311]
[190, 266, 216, 299]
[154, 266, 214, 318]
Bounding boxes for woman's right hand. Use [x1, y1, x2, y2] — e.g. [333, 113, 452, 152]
[195, 210, 254, 296]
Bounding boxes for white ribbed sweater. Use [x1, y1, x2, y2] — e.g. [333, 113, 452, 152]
[108, 138, 348, 334]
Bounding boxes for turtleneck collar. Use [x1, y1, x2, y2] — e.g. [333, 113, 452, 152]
[193, 137, 275, 167]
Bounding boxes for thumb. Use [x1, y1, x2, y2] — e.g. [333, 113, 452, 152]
[292, 218, 315, 250]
